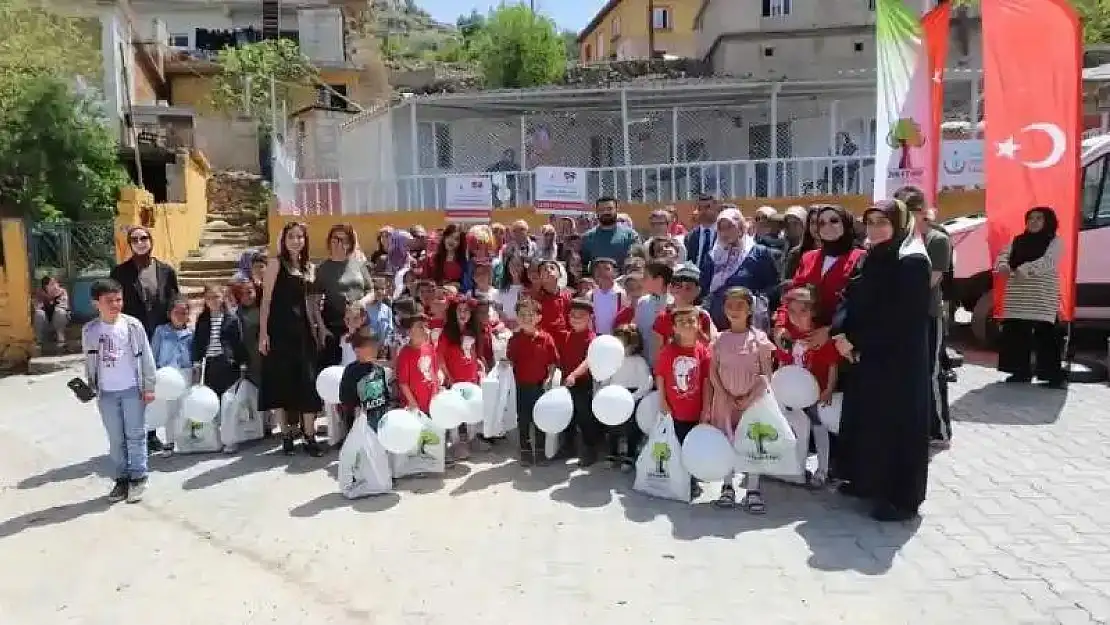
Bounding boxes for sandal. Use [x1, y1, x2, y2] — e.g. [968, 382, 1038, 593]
[741, 490, 766, 515]
[809, 470, 828, 489]
[714, 485, 737, 508]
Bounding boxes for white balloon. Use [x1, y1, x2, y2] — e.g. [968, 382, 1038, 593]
[377, 409, 423, 454]
[181, 385, 220, 422]
[817, 392, 843, 435]
[144, 399, 171, 429]
[680, 424, 736, 481]
[154, 367, 187, 401]
[586, 335, 625, 380]
[533, 387, 573, 434]
[451, 382, 484, 424]
[592, 385, 635, 426]
[635, 390, 662, 434]
[315, 366, 345, 405]
[429, 389, 467, 430]
[770, 365, 820, 409]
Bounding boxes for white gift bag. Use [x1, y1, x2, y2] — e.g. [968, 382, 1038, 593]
[481, 362, 517, 438]
[174, 413, 222, 454]
[733, 391, 799, 477]
[218, 379, 264, 447]
[817, 392, 843, 435]
[338, 412, 393, 498]
[780, 406, 812, 485]
[633, 414, 691, 503]
[325, 404, 347, 447]
[389, 412, 447, 477]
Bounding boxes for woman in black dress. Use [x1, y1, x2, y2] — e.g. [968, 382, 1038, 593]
[259, 222, 325, 456]
[831, 199, 932, 522]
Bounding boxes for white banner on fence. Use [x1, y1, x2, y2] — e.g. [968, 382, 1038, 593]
[533, 166, 588, 215]
[445, 175, 493, 223]
[939, 139, 983, 189]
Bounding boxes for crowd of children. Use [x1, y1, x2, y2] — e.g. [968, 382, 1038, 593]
[81, 215, 847, 513]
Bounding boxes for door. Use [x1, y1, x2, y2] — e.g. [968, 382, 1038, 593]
[749, 122, 793, 197]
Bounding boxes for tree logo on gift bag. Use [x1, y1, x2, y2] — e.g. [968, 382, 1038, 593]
[746, 422, 779, 457]
[650, 442, 671, 476]
[417, 428, 440, 456]
[186, 419, 204, 441]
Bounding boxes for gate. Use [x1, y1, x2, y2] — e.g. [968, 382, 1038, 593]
[28, 220, 116, 282]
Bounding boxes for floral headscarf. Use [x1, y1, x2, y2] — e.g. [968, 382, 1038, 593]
[708, 208, 754, 293]
[387, 229, 413, 274]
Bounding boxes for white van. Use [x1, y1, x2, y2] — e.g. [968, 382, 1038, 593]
[946, 133, 1110, 344]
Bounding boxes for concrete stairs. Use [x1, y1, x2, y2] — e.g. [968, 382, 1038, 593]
[178, 215, 258, 318]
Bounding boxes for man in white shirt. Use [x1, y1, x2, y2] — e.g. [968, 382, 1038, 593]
[684, 194, 719, 267]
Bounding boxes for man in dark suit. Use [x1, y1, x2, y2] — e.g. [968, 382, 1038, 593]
[684, 194, 719, 267]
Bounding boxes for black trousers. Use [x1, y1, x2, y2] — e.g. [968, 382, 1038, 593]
[515, 383, 546, 453]
[997, 319, 1064, 383]
[673, 419, 697, 445]
[568, 382, 603, 451]
[927, 315, 953, 442]
[202, 357, 238, 397]
[607, 391, 645, 460]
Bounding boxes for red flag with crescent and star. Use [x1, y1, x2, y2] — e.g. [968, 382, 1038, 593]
[983, 0, 1082, 321]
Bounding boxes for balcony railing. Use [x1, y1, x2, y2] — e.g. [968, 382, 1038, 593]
[290, 155, 875, 216]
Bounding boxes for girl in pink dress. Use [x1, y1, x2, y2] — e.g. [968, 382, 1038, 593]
[704, 287, 776, 513]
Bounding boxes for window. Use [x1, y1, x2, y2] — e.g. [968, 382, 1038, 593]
[763, 46, 775, 57]
[417, 122, 452, 170]
[167, 33, 189, 47]
[596, 33, 605, 59]
[853, 41, 865, 52]
[585, 44, 592, 61]
[652, 6, 672, 30]
[868, 0, 876, 9]
[611, 17, 621, 39]
[1081, 155, 1110, 227]
[761, 0, 792, 17]
[316, 84, 348, 109]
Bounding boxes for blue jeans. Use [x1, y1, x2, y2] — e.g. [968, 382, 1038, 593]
[97, 387, 148, 480]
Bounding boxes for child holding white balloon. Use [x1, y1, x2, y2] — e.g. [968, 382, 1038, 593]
[775, 285, 838, 487]
[438, 297, 485, 459]
[339, 328, 392, 431]
[655, 306, 712, 498]
[602, 324, 653, 470]
[560, 298, 603, 466]
[395, 313, 441, 417]
[150, 296, 195, 455]
[703, 287, 776, 513]
[506, 298, 560, 466]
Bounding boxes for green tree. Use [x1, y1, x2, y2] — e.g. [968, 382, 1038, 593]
[475, 4, 566, 89]
[745, 422, 779, 456]
[651, 441, 671, 474]
[1073, 0, 1110, 43]
[561, 30, 580, 62]
[886, 118, 925, 169]
[210, 39, 318, 130]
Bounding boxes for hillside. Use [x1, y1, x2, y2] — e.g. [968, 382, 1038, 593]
[368, 0, 475, 73]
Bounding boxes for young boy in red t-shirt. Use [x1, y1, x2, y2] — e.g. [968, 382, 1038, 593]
[655, 306, 712, 496]
[395, 314, 441, 415]
[561, 298, 603, 466]
[653, 263, 714, 348]
[506, 298, 559, 465]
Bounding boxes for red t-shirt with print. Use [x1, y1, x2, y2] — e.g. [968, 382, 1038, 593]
[427, 317, 446, 344]
[396, 342, 440, 413]
[655, 341, 711, 423]
[507, 329, 559, 385]
[560, 329, 595, 383]
[653, 307, 713, 344]
[437, 334, 482, 385]
[535, 288, 572, 345]
[775, 325, 841, 392]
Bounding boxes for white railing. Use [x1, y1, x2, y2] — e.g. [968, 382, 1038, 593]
[287, 155, 874, 216]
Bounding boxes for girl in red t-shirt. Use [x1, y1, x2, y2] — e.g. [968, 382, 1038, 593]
[776, 286, 840, 488]
[655, 306, 712, 498]
[438, 297, 484, 459]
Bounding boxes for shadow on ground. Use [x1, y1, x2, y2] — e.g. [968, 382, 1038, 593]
[952, 380, 1067, 425]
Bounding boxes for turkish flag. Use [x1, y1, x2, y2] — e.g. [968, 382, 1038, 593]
[924, 2, 951, 207]
[983, 0, 1082, 320]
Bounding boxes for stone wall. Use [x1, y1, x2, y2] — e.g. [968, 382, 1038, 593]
[206, 171, 271, 246]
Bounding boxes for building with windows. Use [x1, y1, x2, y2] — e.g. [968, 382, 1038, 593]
[577, 0, 703, 62]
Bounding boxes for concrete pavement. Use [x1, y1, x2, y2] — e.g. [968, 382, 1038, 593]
[1, 363, 1109, 624]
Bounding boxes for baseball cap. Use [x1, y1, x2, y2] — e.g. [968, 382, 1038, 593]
[673, 262, 701, 283]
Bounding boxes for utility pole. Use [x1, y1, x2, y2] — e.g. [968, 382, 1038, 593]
[647, 0, 655, 58]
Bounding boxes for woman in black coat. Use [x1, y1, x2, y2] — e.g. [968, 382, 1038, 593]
[831, 199, 933, 522]
[109, 226, 180, 338]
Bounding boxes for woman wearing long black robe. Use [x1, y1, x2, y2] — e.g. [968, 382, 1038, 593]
[831, 199, 932, 522]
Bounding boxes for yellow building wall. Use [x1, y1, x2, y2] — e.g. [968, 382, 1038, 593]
[169, 68, 364, 115]
[0, 219, 35, 368]
[270, 190, 986, 260]
[579, 0, 700, 61]
[115, 151, 211, 268]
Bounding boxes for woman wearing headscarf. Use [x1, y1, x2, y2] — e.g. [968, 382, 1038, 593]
[830, 199, 932, 522]
[535, 224, 559, 261]
[994, 206, 1064, 387]
[368, 227, 392, 272]
[781, 206, 821, 281]
[698, 207, 781, 331]
[110, 225, 181, 453]
[385, 228, 413, 275]
[773, 204, 862, 348]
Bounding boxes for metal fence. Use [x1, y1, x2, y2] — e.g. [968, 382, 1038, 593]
[299, 74, 984, 215]
[29, 220, 117, 282]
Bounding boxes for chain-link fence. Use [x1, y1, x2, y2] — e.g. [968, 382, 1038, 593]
[29, 220, 116, 282]
[324, 75, 984, 214]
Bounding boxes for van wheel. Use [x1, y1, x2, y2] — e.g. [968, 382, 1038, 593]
[971, 290, 1000, 347]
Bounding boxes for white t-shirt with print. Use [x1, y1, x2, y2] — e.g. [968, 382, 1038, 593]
[90, 318, 139, 392]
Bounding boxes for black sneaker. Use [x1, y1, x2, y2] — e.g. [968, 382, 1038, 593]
[578, 446, 599, 468]
[302, 436, 325, 458]
[126, 477, 147, 503]
[147, 432, 164, 453]
[107, 479, 128, 503]
[281, 434, 296, 455]
[518, 449, 535, 466]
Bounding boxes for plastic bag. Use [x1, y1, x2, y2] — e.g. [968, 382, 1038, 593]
[817, 392, 842, 435]
[733, 391, 799, 477]
[481, 362, 517, 438]
[779, 406, 811, 485]
[218, 379, 264, 447]
[633, 413, 691, 503]
[338, 412, 393, 498]
[174, 413, 221, 454]
[389, 412, 447, 477]
[325, 404, 347, 447]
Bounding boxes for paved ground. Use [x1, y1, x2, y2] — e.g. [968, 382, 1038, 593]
[1, 359, 1109, 625]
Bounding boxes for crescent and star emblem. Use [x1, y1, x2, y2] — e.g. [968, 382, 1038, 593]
[994, 123, 1067, 169]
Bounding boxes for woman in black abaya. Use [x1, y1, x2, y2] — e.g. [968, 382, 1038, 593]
[831, 199, 932, 522]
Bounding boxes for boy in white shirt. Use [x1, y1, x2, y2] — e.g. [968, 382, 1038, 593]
[81, 278, 157, 504]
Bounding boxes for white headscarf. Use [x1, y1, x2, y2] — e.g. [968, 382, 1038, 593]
[708, 208, 755, 293]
